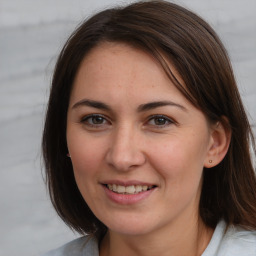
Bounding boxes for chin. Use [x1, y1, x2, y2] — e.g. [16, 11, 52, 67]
[109, 224, 152, 236]
[101, 214, 158, 236]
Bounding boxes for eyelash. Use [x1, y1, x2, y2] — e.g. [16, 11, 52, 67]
[80, 114, 175, 129]
[80, 114, 110, 128]
[146, 115, 175, 128]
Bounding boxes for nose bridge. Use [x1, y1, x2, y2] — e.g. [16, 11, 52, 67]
[106, 123, 145, 171]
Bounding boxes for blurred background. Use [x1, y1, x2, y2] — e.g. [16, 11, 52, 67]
[0, 0, 255, 255]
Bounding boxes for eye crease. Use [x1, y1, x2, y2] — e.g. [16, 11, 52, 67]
[147, 115, 175, 126]
[81, 114, 110, 127]
[80, 113, 175, 129]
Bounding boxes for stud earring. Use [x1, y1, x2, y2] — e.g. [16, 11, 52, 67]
[67, 153, 71, 158]
[209, 160, 212, 163]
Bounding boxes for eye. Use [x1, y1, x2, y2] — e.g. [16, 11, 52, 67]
[81, 114, 110, 128]
[147, 115, 174, 127]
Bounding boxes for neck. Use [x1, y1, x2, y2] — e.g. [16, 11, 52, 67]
[100, 216, 214, 256]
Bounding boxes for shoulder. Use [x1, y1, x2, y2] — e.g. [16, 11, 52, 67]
[222, 224, 256, 255]
[203, 220, 256, 256]
[41, 236, 99, 256]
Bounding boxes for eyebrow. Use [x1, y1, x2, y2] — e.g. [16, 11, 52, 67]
[72, 99, 111, 111]
[137, 101, 187, 112]
[72, 99, 187, 112]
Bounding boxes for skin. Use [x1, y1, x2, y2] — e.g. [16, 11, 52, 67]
[66, 42, 229, 256]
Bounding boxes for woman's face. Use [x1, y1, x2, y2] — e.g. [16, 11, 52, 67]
[66, 42, 215, 236]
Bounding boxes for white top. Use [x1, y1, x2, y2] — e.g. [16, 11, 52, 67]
[42, 220, 256, 256]
[202, 220, 256, 255]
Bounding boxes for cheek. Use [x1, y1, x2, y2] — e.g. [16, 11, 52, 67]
[67, 131, 105, 178]
[149, 134, 208, 184]
[67, 135, 105, 204]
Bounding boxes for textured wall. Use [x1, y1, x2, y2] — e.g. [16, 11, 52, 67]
[0, 0, 255, 255]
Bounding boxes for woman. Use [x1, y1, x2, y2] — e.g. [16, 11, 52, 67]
[42, 1, 256, 255]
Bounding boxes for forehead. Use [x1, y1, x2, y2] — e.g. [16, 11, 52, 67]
[76, 42, 169, 84]
[70, 42, 189, 106]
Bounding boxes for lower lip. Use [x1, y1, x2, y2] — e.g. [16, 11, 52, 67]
[102, 185, 156, 205]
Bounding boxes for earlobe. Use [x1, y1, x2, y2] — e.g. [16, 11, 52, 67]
[204, 118, 231, 168]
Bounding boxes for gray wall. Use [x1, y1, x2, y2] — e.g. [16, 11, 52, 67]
[0, 0, 255, 255]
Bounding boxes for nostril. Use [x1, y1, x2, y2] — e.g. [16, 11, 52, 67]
[106, 147, 146, 171]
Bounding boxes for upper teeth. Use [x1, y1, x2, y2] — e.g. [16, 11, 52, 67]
[107, 184, 153, 194]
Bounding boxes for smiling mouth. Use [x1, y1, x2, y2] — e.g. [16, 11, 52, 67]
[104, 184, 156, 194]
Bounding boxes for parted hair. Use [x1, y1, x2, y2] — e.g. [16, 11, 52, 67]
[42, 0, 256, 238]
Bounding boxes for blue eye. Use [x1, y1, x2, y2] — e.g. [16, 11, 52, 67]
[147, 115, 173, 126]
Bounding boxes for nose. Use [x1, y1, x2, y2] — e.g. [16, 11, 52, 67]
[105, 125, 146, 171]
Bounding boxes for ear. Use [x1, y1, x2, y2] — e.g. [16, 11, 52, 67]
[204, 117, 231, 168]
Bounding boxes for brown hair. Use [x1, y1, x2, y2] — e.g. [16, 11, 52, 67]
[42, 0, 256, 238]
